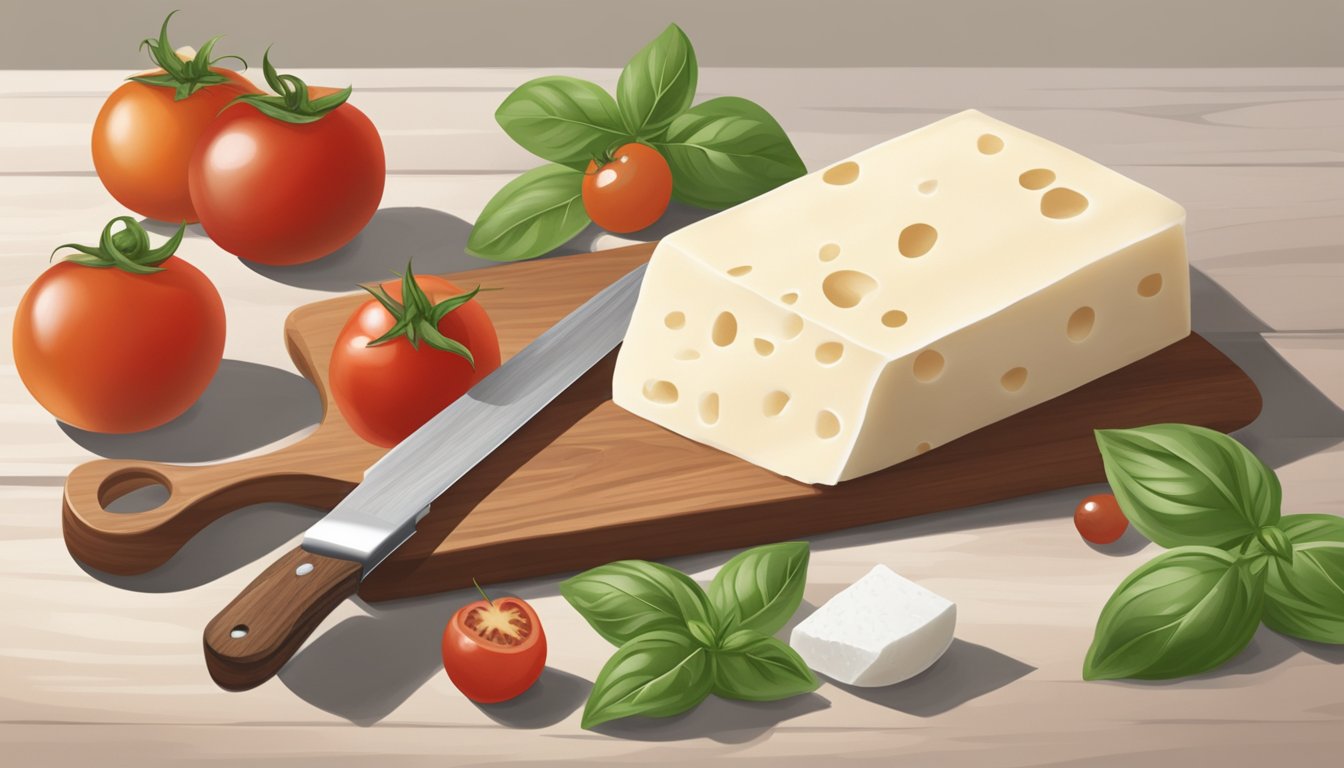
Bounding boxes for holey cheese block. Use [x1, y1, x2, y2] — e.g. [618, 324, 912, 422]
[612, 110, 1191, 485]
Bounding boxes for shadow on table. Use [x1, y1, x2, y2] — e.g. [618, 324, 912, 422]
[60, 359, 321, 463]
[830, 639, 1035, 717]
[588, 692, 830, 744]
[139, 218, 207, 239]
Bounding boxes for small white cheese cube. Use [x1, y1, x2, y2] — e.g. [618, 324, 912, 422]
[790, 564, 956, 687]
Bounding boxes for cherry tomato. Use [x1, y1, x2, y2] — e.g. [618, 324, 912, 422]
[189, 56, 385, 265]
[1075, 493, 1129, 545]
[330, 270, 501, 448]
[582, 143, 673, 233]
[442, 594, 547, 704]
[12, 218, 225, 433]
[92, 21, 259, 224]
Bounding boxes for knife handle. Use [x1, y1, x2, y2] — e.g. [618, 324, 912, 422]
[203, 546, 360, 691]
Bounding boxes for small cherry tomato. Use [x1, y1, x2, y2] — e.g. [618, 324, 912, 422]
[441, 589, 546, 704]
[582, 142, 672, 233]
[1075, 493, 1129, 545]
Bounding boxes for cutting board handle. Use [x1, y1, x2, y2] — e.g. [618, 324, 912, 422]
[203, 546, 361, 691]
[62, 455, 355, 576]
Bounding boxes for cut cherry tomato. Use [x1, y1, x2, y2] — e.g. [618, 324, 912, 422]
[582, 142, 672, 233]
[1075, 493, 1129, 545]
[441, 587, 546, 704]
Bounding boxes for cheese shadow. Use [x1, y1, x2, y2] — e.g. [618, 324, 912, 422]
[828, 639, 1034, 717]
[58, 359, 322, 463]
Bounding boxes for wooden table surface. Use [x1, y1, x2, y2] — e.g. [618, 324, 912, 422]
[1, 67, 1342, 767]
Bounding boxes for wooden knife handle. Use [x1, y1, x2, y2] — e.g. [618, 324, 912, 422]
[203, 546, 361, 691]
[62, 456, 355, 576]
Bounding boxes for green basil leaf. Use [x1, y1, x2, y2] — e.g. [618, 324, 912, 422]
[713, 629, 819, 702]
[1095, 424, 1281, 548]
[1084, 546, 1265, 680]
[1251, 514, 1344, 644]
[495, 76, 628, 169]
[560, 559, 713, 647]
[616, 23, 697, 138]
[581, 630, 712, 729]
[653, 96, 807, 210]
[708, 541, 809, 635]
[466, 164, 589, 261]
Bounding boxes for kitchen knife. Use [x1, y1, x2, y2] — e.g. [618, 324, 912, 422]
[203, 263, 647, 691]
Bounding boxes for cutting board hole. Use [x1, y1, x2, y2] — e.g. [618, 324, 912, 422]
[823, 161, 860, 185]
[230, 625, 249, 639]
[98, 470, 170, 514]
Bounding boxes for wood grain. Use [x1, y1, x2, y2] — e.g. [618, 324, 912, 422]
[202, 547, 360, 692]
[61, 243, 1262, 598]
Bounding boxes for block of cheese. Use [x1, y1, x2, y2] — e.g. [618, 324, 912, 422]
[789, 564, 956, 686]
[611, 109, 1190, 485]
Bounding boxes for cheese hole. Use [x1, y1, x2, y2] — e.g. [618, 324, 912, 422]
[819, 243, 841, 262]
[822, 270, 878, 309]
[780, 292, 799, 305]
[643, 380, 678, 404]
[754, 338, 774, 356]
[916, 442, 932, 454]
[727, 265, 752, 277]
[664, 311, 685, 330]
[913, 349, 945, 382]
[763, 391, 790, 416]
[918, 179, 938, 195]
[1019, 168, 1055, 190]
[823, 161, 859, 185]
[881, 310, 908, 328]
[816, 410, 841, 439]
[898, 223, 937, 258]
[711, 312, 738, 346]
[977, 134, 1004, 155]
[674, 349, 700, 361]
[1067, 307, 1096, 342]
[1138, 273, 1164, 297]
[815, 342, 844, 365]
[1041, 187, 1089, 219]
[699, 392, 720, 425]
[1001, 367, 1028, 392]
[782, 313, 805, 339]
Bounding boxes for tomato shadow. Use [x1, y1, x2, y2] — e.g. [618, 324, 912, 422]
[827, 639, 1035, 717]
[138, 218, 208, 239]
[473, 668, 593, 729]
[58, 359, 322, 463]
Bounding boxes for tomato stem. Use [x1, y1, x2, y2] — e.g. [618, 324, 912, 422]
[472, 578, 493, 606]
[361, 261, 483, 366]
[226, 48, 352, 124]
[51, 217, 183, 274]
[129, 11, 248, 101]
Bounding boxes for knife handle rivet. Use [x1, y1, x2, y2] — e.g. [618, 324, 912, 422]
[295, 563, 314, 577]
[229, 625, 249, 639]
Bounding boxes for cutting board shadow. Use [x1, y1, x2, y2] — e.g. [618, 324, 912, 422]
[62, 243, 1263, 601]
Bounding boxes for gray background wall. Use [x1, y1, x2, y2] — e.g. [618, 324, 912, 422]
[1, 0, 1341, 69]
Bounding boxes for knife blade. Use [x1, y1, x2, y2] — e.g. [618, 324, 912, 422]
[203, 263, 647, 691]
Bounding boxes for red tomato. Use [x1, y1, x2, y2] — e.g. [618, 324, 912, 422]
[92, 66, 258, 224]
[582, 143, 672, 233]
[442, 594, 547, 704]
[1075, 493, 1129, 545]
[329, 272, 501, 448]
[189, 66, 385, 265]
[12, 220, 225, 433]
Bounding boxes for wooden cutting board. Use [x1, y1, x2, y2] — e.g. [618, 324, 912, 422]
[63, 243, 1263, 600]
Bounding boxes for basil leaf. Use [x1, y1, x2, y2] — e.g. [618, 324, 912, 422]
[653, 97, 807, 210]
[616, 23, 697, 138]
[1084, 546, 1265, 680]
[581, 630, 712, 729]
[713, 629, 819, 702]
[466, 164, 589, 261]
[1095, 424, 1281, 548]
[1251, 514, 1344, 644]
[708, 541, 809, 635]
[560, 559, 713, 647]
[495, 76, 628, 170]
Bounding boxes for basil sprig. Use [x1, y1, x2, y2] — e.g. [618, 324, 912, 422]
[1084, 425, 1344, 681]
[469, 24, 806, 262]
[561, 542, 818, 729]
